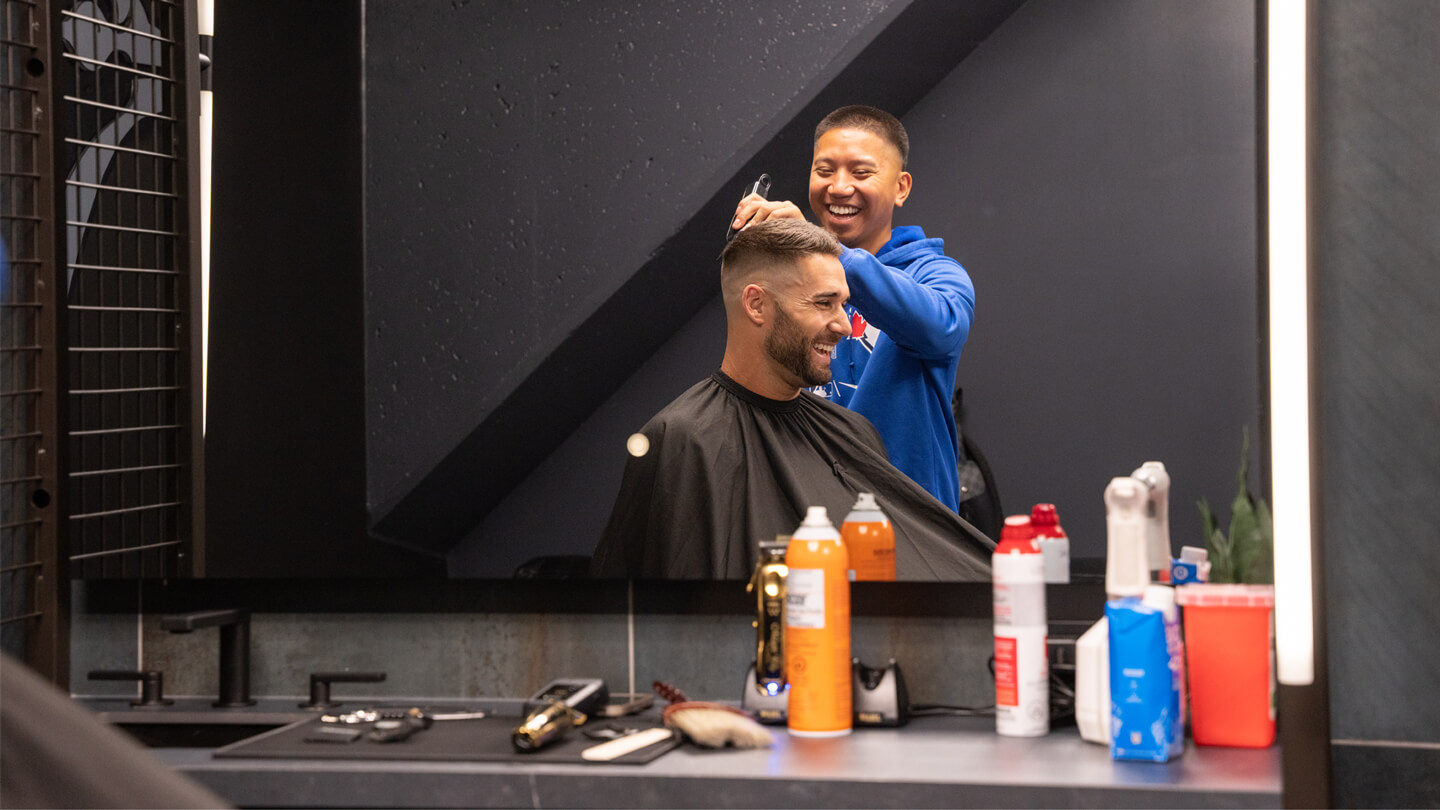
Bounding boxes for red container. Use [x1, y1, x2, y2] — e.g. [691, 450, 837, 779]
[1176, 584, 1276, 748]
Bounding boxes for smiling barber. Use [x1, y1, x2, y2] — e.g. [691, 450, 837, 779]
[731, 105, 976, 512]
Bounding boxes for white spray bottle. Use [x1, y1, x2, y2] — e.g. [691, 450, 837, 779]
[1075, 476, 1153, 745]
[1131, 462, 1172, 583]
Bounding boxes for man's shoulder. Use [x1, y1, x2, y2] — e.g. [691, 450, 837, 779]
[801, 387, 858, 418]
[798, 390, 887, 452]
[893, 236, 972, 292]
[896, 237, 962, 271]
[861, 227, 967, 274]
[639, 376, 736, 445]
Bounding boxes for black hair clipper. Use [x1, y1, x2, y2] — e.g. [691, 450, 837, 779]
[725, 173, 772, 243]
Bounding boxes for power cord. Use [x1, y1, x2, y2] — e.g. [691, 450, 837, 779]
[905, 656, 1000, 717]
[901, 655, 1073, 721]
[1049, 668, 1076, 723]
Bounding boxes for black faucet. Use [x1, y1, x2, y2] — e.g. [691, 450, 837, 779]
[159, 608, 256, 708]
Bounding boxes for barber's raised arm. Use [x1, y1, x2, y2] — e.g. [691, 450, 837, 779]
[841, 246, 974, 359]
[730, 194, 806, 235]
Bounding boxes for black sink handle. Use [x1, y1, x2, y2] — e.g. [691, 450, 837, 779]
[88, 669, 174, 708]
[301, 671, 388, 710]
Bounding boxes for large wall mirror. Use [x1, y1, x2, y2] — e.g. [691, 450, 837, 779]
[199, 0, 1259, 585]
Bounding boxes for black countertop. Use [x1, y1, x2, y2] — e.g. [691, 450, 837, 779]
[96, 698, 1281, 809]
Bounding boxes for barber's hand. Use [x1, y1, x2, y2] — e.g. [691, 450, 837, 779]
[731, 194, 805, 235]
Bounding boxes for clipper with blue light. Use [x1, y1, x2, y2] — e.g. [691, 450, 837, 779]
[742, 540, 789, 724]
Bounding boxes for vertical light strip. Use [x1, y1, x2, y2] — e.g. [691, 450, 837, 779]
[198, 0, 214, 435]
[1267, 0, 1314, 686]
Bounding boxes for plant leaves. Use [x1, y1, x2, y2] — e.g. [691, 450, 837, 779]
[1197, 498, 1218, 549]
[1208, 527, 1235, 584]
[1250, 495, 1275, 584]
[1200, 498, 1226, 581]
[1236, 522, 1263, 586]
[1228, 488, 1258, 579]
[1195, 426, 1274, 584]
[1236, 425, 1251, 496]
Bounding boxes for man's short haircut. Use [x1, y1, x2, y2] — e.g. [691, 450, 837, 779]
[720, 219, 842, 297]
[814, 105, 909, 169]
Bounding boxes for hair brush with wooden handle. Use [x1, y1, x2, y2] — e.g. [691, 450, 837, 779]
[653, 681, 773, 749]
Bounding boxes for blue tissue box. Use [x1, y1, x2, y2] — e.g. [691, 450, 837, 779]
[1106, 597, 1184, 762]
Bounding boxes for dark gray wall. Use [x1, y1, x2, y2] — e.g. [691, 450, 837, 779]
[451, 0, 1260, 574]
[902, 0, 1259, 557]
[1315, 2, 1440, 806]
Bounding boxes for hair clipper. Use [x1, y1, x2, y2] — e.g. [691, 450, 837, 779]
[512, 678, 606, 752]
[741, 539, 789, 723]
[512, 700, 586, 752]
[725, 173, 772, 243]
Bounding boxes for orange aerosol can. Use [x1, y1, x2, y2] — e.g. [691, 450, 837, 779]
[784, 506, 852, 737]
[841, 492, 895, 581]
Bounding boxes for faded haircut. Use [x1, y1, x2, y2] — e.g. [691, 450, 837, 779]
[719, 219, 842, 299]
[814, 105, 909, 169]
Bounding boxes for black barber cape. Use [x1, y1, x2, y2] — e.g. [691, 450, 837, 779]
[590, 370, 995, 580]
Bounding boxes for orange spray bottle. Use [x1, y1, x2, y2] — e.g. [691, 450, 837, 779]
[784, 506, 852, 737]
[841, 492, 895, 581]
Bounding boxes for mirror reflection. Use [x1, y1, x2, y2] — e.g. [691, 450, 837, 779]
[207, 0, 1260, 581]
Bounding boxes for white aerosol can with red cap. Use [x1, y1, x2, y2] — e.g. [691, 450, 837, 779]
[993, 515, 1049, 737]
[1030, 503, 1070, 584]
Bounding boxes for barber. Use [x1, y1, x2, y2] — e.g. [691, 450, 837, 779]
[731, 105, 975, 512]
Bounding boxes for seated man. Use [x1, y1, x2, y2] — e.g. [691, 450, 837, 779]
[590, 220, 993, 580]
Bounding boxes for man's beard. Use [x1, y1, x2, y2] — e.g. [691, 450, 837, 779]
[764, 303, 834, 388]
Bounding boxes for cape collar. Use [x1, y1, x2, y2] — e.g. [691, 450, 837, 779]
[711, 370, 804, 413]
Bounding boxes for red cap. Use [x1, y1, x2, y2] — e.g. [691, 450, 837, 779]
[997, 515, 1039, 554]
[1030, 503, 1066, 537]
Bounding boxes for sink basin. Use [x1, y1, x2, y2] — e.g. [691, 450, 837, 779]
[85, 697, 514, 749]
[84, 700, 311, 749]
[113, 720, 290, 748]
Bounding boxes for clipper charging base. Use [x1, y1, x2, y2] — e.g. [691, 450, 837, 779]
[741, 664, 789, 725]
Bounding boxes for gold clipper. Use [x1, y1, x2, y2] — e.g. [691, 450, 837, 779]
[742, 538, 790, 723]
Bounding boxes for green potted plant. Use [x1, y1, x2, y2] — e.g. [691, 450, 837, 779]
[1196, 427, 1273, 584]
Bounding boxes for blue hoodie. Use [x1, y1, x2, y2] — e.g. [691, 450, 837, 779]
[810, 225, 975, 511]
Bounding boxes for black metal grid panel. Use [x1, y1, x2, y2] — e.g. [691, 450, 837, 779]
[2, 0, 66, 677]
[60, 0, 189, 578]
[1, 0, 46, 656]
